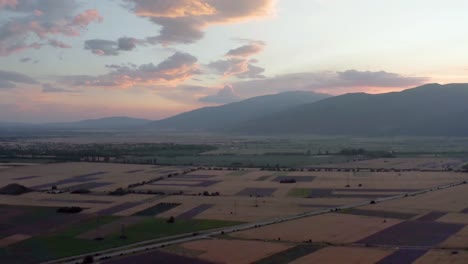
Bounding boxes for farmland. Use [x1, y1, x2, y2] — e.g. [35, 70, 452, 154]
[0, 155, 467, 263]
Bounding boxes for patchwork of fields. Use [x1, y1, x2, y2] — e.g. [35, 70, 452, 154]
[0, 160, 467, 263]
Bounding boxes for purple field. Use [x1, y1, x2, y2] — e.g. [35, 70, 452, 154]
[30, 171, 108, 189]
[236, 188, 277, 197]
[40, 198, 113, 204]
[103, 250, 214, 264]
[461, 207, 468, 214]
[416, 211, 447, 222]
[274, 176, 316, 182]
[65, 182, 113, 191]
[358, 221, 464, 247]
[377, 249, 428, 264]
[150, 180, 220, 187]
[96, 202, 141, 215]
[176, 204, 213, 220]
[12, 176, 40, 180]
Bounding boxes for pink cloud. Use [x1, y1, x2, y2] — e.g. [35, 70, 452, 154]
[0, 1, 102, 56]
[0, 0, 17, 8]
[72, 9, 103, 27]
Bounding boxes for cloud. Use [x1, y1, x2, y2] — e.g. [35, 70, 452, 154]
[42, 83, 79, 93]
[19, 57, 31, 63]
[118, 37, 139, 51]
[207, 58, 265, 79]
[226, 41, 265, 57]
[0, 0, 17, 8]
[199, 85, 241, 104]
[62, 52, 200, 88]
[123, 0, 276, 45]
[0, 70, 38, 88]
[0, 0, 102, 56]
[48, 39, 72, 49]
[230, 70, 430, 97]
[129, 0, 216, 18]
[84, 37, 143, 56]
[85, 39, 119, 56]
[336, 70, 428, 87]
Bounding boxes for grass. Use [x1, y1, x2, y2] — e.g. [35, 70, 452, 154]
[288, 188, 311, 198]
[0, 217, 242, 264]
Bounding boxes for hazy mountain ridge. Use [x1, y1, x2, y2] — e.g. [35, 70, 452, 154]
[233, 83, 468, 136]
[147, 91, 332, 131]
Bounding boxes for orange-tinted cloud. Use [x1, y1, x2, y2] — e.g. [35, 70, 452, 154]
[62, 52, 201, 89]
[124, 0, 276, 45]
[131, 0, 216, 18]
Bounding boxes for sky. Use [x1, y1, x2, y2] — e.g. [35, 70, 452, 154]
[1, 0, 468, 123]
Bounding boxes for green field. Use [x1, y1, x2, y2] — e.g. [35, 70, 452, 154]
[288, 188, 311, 198]
[0, 217, 242, 263]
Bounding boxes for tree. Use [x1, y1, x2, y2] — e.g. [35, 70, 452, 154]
[462, 163, 468, 172]
[82, 255, 94, 264]
[167, 216, 175, 224]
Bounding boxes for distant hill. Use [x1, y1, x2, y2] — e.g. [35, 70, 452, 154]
[233, 84, 468, 136]
[46, 116, 152, 129]
[147, 91, 331, 131]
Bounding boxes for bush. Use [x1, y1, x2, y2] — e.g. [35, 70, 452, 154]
[71, 189, 90, 194]
[57, 207, 83, 213]
[167, 216, 175, 224]
[82, 255, 94, 264]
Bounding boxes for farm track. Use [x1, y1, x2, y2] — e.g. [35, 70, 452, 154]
[43, 180, 467, 264]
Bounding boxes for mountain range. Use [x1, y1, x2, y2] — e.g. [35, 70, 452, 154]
[2, 84, 468, 137]
[147, 91, 331, 131]
[233, 83, 468, 136]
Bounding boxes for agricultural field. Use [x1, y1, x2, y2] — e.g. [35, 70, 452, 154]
[0, 159, 467, 263]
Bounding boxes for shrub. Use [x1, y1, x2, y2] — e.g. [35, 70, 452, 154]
[167, 216, 175, 224]
[57, 207, 83, 213]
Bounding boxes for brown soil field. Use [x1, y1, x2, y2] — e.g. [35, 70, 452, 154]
[0, 162, 183, 192]
[290, 246, 394, 264]
[232, 213, 400, 243]
[437, 213, 468, 225]
[180, 239, 292, 264]
[439, 225, 468, 248]
[0, 234, 31, 247]
[413, 250, 468, 264]
[359, 184, 468, 213]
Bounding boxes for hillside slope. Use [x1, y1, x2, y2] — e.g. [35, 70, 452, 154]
[233, 84, 468, 136]
[148, 91, 331, 131]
